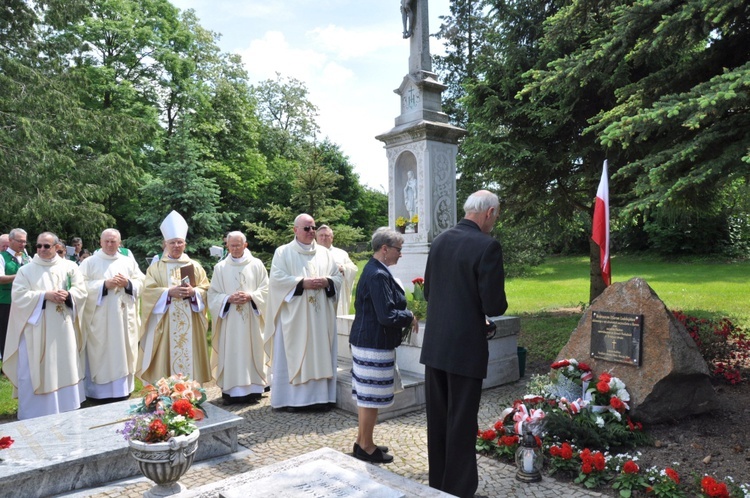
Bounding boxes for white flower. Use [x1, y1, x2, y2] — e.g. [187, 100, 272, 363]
[172, 414, 186, 423]
[595, 416, 605, 428]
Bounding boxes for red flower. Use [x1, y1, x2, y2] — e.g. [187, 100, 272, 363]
[560, 442, 574, 460]
[599, 372, 612, 383]
[549, 445, 561, 457]
[596, 380, 610, 393]
[479, 429, 497, 441]
[610, 396, 626, 412]
[622, 460, 639, 474]
[701, 476, 729, 498]
[172, 398, 196, 418]
[0, 436, 14, 449]
[665, 468, 679, 484]
[499, 435, 519, 447]
[581, 462, 593, 474]
[146, 419, 169, 442]
[592, 452, 606, 471]
[493, 420, 504, 431]
[412, 277, 424, 286]
[551, 360, 570, 369]
[578, 362, 591, 372]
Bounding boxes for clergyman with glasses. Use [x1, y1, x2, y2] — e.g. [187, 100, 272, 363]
[264, 213, 342, 412]
[0, 228, 31, 357]
[2, 231, 88, 419]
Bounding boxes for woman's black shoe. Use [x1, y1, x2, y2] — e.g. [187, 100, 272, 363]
[353, 442, 389, 454]
[353, 444, 393, 463]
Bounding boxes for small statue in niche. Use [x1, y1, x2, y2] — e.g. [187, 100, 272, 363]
[401, 0, 415, 38]
[404, 170, 417, 222]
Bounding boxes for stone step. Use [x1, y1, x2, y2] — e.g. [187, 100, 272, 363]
[336, 357, 425, 421]
[0, 400, 242, 498]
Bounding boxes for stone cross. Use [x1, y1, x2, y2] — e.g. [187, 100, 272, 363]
[401, 0, 431, 75]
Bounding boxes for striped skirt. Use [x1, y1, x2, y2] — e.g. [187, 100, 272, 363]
[351, 345, 396, 409]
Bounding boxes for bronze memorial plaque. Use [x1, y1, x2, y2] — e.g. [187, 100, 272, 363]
[590, 311, 643, 366]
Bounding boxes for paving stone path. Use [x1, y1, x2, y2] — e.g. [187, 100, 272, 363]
[76, 378, 605, 498]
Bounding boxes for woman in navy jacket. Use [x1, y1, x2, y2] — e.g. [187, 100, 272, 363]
[349, 227, 418, 463]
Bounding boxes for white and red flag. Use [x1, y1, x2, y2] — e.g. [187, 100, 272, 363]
[591, 160, 610, 286]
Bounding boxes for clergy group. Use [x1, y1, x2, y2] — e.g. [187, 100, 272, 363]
[1, 210, 355, 420]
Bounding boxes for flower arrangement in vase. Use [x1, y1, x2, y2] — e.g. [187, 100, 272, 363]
[395, 216, 407, 233]
[118, 374, 207, 496]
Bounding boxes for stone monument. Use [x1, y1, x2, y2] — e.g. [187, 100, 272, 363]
[556, 277, 717, 424]
[376, 0, 466, 290]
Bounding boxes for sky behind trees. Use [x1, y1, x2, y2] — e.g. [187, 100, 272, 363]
[170, 0, 451, 191]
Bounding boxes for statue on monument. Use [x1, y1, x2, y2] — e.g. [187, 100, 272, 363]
[404, 170, 417, 221]
[401, 0, 415, 38]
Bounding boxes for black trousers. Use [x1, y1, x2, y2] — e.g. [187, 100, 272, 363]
[0, 303, 10, 359]
[425, 365, 483, 498]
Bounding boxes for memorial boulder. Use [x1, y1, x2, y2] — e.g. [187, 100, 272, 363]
[557, 277, 717, 424]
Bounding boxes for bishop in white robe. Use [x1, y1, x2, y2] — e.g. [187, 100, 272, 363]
[264, 214, 342, 410]
[2, 232, 87, 420]
[208, 232, 269, 404]
[79, 229, 145, 402]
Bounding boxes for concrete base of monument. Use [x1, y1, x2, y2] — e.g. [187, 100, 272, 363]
[0, 399, 242, 498]
[335, 315, 521, 420]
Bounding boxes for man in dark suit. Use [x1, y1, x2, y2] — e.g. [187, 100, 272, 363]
[420, 190, 508, 498]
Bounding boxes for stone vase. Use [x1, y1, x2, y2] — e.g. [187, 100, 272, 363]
[396, 225, 406, 234]
[128, 429, 200, 497]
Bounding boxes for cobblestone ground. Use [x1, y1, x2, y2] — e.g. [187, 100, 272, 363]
[83, 379, 604, 498]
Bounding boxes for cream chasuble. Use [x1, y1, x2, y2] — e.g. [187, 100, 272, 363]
[2, 256, 87, 397]
[208, 249, 269, 391]
[329, 246, 358, 316]
[264, 239, 342, 386]
[79, 251, 145, 386]
[137, 254, 210, 384]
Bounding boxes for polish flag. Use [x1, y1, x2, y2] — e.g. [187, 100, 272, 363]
[591, 160, 610, 286]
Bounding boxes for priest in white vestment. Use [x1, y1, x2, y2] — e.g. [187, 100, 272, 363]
[79, 229, 145, 402]
[208, 231, 269, 405]
[264, 214, 343, 411]
[316, 225, 358, 316]
[2, 232, 87, 420]
[137, 211, 211, 384]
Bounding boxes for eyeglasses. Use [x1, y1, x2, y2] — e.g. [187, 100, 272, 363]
[12, 239, 27, 245]
[57, 250, 65, 255]
[302, 226, 317, 232]
[36, 243, 52, 249]
[388, 245, 402, 253]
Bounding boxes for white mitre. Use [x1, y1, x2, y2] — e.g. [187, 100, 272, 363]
[160, 210, 189, 240]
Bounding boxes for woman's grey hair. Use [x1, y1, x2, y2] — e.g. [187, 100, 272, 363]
[371, 227, 404, 252]
[463, 190, 499, 215]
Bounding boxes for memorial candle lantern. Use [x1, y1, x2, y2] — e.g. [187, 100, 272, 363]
[515, 430, 542, 483]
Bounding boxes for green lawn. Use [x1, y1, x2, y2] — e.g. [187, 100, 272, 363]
[508, 255, 750, 363]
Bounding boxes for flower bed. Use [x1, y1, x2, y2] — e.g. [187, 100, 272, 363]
[477, 357, 750, 497]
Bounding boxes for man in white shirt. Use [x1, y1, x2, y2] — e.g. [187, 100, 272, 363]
[0, 228, 31, 358]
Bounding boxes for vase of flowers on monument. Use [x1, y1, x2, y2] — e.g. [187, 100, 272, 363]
[119, 374, 206, 497]
[395, 216, 407, 234]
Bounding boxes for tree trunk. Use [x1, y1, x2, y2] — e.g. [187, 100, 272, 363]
[589, 239, 606, 303]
